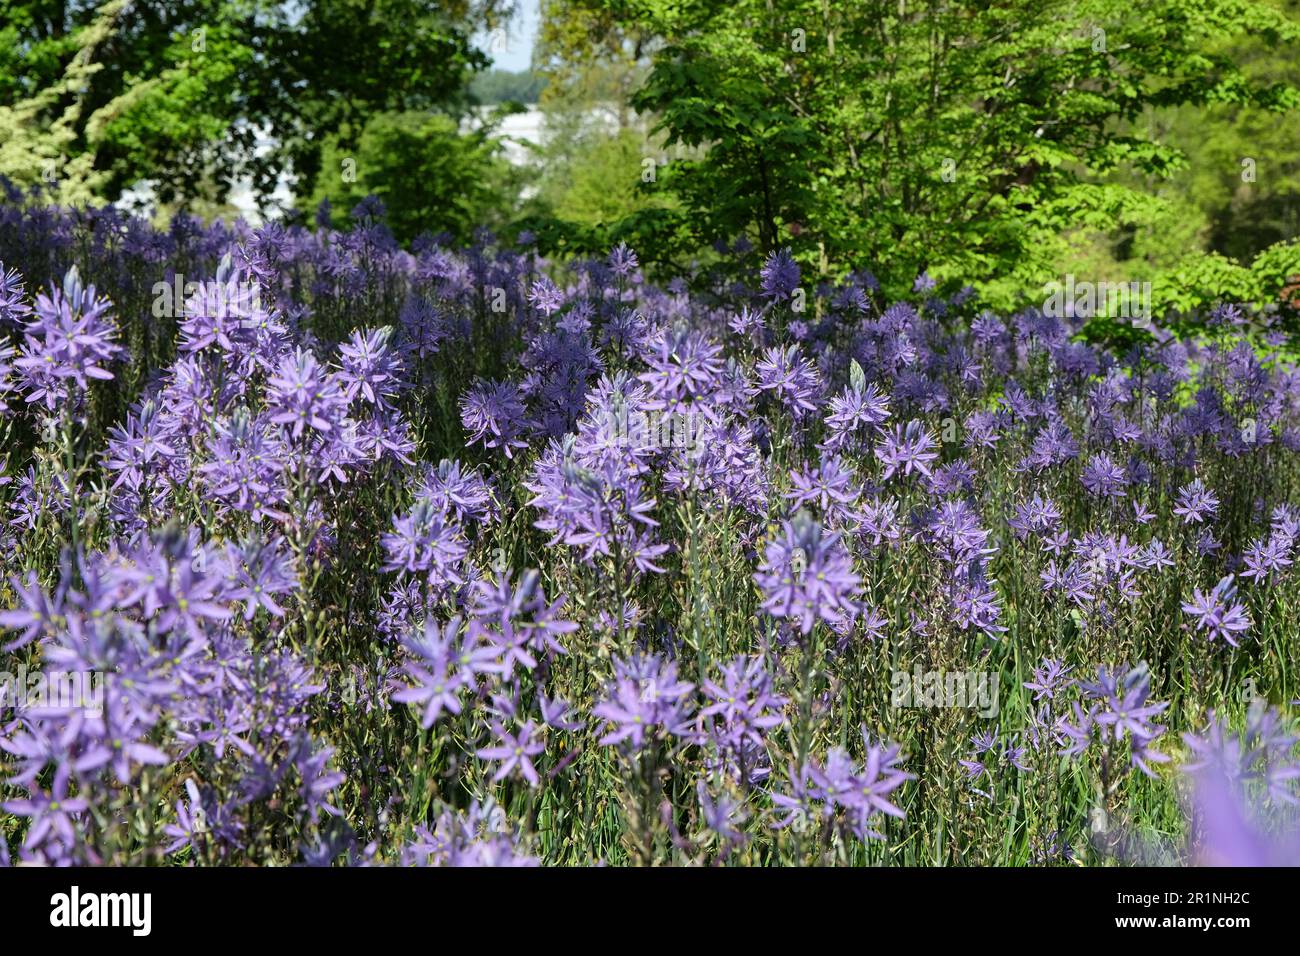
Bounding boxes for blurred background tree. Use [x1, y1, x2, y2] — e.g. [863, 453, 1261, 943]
[1, 0, 1297, 315]
[469, 67, 547, 105]
[308, 109, 520, 243]
[1067, 1, 1300, 288]
[0, 0, 514, 210]
[528, 0, 651, 218]
[568, 0, 1300, 306]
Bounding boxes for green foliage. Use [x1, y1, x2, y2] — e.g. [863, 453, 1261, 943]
[1043, 1, 1300, 324]
[560, 0, 1300, 301]
[469, 68, 548, 105]
[1153, 239, 1300, 317]
[0, 0, 514, 210]
[541, 126, 674, 225]
[536, 0, 655, 120]
[522, 0, 686, 271]
[4, 0, 1297, 324]
[0, 0, 124, 203]
[1137, 1, 1300, 266]
[309, 110, 516, 244]
[273, 0, 509, 204]
[86, 13, 265, 206]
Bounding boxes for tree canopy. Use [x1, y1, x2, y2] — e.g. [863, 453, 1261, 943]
[0, 0, 513, 207]
[565, 0, 1300, 300]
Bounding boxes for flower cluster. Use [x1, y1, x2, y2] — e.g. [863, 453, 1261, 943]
[1, 194, 1298, 867]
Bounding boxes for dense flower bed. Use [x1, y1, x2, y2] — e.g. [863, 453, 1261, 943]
[1, 194, 1299, 866]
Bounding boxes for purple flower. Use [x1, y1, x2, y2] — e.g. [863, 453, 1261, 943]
[875, 420, 939, 480]
[162, 779, 208, 855]
[381, 499, 468, 584]
[337, 326, 405, 408]
[177, 267, 266, 356]
[1185, 772, 1300, 866]
[477, 720, 545, 786]
[2, 764, 89, 853]
[75, 694, 169, 785]
[1183, 704, 1300, 804]
[728, 305, 765, 340]
[592, 654, 695, 752]
[0, 263, 31, 327]
[391, 617, 471, 729]
[401, 800, 537, 867]
[637, 330, 724, 414]
[1023, 658, 1072, 702]
[527, 276, 564, 316]
[470, 570, 577, 675]
[1181, 576, 1252, 647]
[608, 242, 639, 278]
[1240, 534, 1293, 582]
[398, 294, 446, 359]
[754, 513, 861, 634]
[822, 379, 890, 454]
[215, 535, 297, 620]
[961, 731, 1029, 797]
[755, 345, 822, 419]
[266, 347, 347, 439]
[1019, 420, 1079, 473]
[1173, 478, 1220, 525]
[539, 694, 585, 732]
[697, 782, 749, 849]
[700, 656, 787, 760]
[294, 739, 345, 823]
[0, 571, 65, 651]
[460, 379, 531, 458]
[788, 455, 860, 517]
[804, 731, 914, 841]
[198, 411, 291, 522]
[1062, 664, 1170, 777]
[15, 266, 122, 408]
[759, 248, 800, 301]
[1079, 453, 1127, 498]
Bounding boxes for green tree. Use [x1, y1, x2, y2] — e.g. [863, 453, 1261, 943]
[309, 110, 517, 244]
[536, 0, 657, 129]
[1123, 0, 1300, 266]
[469, 68, 548, 105]
[0, 0, 123, 204]
[0, 0, 514, 210]
[517, 0, 683, 261]
[576, 0, 1300, 303]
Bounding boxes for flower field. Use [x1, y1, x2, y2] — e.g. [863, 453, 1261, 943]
[2, 196, 1300, 867]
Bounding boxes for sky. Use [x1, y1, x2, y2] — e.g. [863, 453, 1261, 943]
[482, 0, 540, 72]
